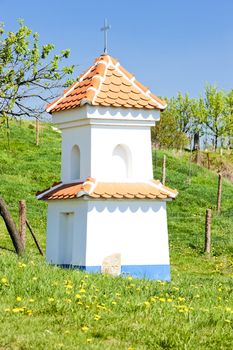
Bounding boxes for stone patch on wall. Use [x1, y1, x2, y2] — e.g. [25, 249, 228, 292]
[101, 253, 121, 276]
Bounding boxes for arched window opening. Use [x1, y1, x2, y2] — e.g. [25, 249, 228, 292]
[112, 144, 131, 180]
[71, 145, 80, 180]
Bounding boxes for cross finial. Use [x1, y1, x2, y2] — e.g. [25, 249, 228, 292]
[101, 18, 111, 54]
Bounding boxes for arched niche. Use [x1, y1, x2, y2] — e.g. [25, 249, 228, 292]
[112, 144, 131, 180]
[70, 145, 80, 180]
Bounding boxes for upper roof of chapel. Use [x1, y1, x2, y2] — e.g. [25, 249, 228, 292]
[46, 54, 167, 113]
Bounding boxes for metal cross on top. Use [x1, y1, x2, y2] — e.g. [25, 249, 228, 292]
[101, 18, 111, 54]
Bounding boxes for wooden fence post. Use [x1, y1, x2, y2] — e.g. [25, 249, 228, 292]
[36, 118, 40, 146]
[195, 147, 201, 165]
[217, 174, 222, 214]
[206, 152, 210, 170]
[162, 155, 166, 185]
[26, 220, 44, 256]
[0, 197, 24, 255]
[204, 208, 212, 255]
[19, 200, 26, 249]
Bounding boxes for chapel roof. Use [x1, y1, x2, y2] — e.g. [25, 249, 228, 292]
[36, 178, 178, 201]
[46, 54, 167, 113]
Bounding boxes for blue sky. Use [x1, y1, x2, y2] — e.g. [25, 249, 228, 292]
[1, 0, 233, 98]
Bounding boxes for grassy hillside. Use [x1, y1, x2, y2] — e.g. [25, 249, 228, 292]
[0, 120, 60, 253]
[0, 120, 233, 349]
[154, 150, 233, 257]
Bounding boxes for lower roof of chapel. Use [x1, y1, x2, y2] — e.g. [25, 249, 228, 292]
[36, 177, 178, 201]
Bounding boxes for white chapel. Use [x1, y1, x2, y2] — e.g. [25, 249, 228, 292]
[37, 53, 178, 280]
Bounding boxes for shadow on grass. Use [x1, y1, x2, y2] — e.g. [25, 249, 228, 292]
[0, 246, 15, 253]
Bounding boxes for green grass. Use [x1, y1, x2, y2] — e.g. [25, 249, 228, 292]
[153, 150, 233, 257]
[0, 121, 233, 349]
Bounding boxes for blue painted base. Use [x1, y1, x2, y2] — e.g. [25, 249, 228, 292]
[59, 264, 170, 281]
[121, 265, 170, 281]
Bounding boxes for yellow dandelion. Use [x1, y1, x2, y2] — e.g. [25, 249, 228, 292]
[225, 307, 231, 312]
[16, 297, 22, 302]
[128, 276, 133, 281]
[80, 288, 86, 293]
[48, 297, 55, 303]
[18, 263, 27, 268]
[29, 299, 34, 303]
[27, 309, 33, 316]
[159, 281, 165, 286]
[94, 314, 101, 321]
[75, 294, 82, 299]
[128, 347, 135, 350]
[144, 301, 150, 307]
[87, 338, 92, 343]
[178, 297, 185, 302]
[112, 301, 117, 305]
[167, 298, 173, 303]
[1, 277, 8, 284]
[224, 319, 231, 323]
[159, 298, 166, 302]
[12, 308, 21, 313]
[32, 277, 38, 281]
[77, 301, 83, 305]
[65, 284, 73, 289]
[81, 326, 89, 332]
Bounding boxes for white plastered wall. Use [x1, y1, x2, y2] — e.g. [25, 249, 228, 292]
[46, 199, 170, 268]
[53, 105, 160, 182]
[85, 200, 169, 267]
[61, 126, 91, 182]
[46, 200, 88, 265]
[90, 125, 153, 181]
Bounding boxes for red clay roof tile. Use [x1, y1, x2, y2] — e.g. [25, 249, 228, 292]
[37, 178, 178, 201]
[95, 63, 106, 76]
[118, 66, 134, 80]
[46, 54, 167, 113]
[111, 76, 122, 86]
[109, 85, 121, 93]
